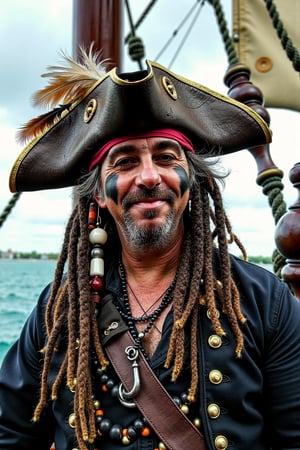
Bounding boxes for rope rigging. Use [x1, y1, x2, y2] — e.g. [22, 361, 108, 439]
[206, 0, 238, 65]
[167, 0, 205, 69]
[154, 0, 205, 67]
[263, 0, 300, 73]
[0, 192, 21, 229]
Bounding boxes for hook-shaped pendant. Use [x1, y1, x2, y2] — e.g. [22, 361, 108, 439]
[118, 346, 141, 408]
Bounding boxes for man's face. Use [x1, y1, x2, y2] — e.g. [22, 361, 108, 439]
[96, 136, 190, 251]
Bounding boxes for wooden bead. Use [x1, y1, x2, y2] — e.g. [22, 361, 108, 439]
[141, 427, 150, 437]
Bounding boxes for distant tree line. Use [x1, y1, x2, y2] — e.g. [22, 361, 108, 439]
[0, 250, 59, 260]
[1, 250, 272, 265]
[247, 255, 272, 265]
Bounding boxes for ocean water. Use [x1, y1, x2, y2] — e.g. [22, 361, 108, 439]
[0, 259, 57, 365]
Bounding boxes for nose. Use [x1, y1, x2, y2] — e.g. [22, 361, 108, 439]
[135, 159, 161, 189]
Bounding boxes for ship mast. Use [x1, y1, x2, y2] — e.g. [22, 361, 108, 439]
[72, 0, 123, 69]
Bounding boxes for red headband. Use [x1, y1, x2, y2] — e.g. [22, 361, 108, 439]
[89, 128, 194, 171]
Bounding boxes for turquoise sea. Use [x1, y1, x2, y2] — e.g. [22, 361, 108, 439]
[0, 259, 57, 365]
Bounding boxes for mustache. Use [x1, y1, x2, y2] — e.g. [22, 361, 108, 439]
[122, 187, 176, 209]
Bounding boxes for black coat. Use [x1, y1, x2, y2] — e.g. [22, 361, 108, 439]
[1, 256, 300, 449]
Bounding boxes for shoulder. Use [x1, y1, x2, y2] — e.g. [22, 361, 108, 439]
[229, 255, 300, 339]
[229, 255, 292, 303]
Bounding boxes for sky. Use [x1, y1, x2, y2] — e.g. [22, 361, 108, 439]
[0, 0, 299, 257]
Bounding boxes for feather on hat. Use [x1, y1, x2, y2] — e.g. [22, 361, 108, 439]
[9, 47, 272, 192]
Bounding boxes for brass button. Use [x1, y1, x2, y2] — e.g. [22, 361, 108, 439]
[255, 56, 273, 73]
[68, 412, 76, 428]
[208, 334, 222, 348]
[214, 435, 228, 449]
[207, 309, 220, 320]
[207, 403, 220, 419]
[209, 369, 223, 384]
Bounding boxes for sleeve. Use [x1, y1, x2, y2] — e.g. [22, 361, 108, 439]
[0, 283, 55, 449]
[265, 283, 300, 449]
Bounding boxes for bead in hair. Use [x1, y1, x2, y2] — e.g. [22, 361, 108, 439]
[88, 201, 108, 303]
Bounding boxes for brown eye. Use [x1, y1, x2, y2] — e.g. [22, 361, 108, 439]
[155, 153, 176, 163]
[115, 157, 138, 168]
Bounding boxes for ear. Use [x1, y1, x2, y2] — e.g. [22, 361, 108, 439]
[94, 192, 107, 209]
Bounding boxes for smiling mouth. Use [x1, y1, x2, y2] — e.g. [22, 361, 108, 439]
[123, 188, 175, 210]
[133, 199, 166, 209]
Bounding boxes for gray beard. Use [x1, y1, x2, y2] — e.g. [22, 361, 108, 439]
[120, 209, 176, 251]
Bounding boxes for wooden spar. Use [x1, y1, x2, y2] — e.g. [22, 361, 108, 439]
[275, 164, 300, 300]
[72, 0, 124, 69]
[224, 63, 300, 300]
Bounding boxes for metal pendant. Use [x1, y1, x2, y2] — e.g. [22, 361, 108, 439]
[118, 346, 141, 408]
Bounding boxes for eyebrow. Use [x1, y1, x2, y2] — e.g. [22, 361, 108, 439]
[107, 139, 184, 163]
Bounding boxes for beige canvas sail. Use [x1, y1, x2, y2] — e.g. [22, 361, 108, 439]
[232, 0, 300, 112]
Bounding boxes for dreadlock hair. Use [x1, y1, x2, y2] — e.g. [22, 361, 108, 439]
[33, 148, 247, 449]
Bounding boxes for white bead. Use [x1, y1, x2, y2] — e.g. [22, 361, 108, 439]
[89, 227, 108, 245]
[90, 258, 104, 277]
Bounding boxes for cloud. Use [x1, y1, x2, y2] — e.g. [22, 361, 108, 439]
[0, 1, 72, 125]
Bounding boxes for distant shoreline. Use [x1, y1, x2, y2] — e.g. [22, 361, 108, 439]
[0, 255, 273, 265]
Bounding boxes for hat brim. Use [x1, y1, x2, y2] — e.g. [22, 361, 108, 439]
[9, 60, 271, 192]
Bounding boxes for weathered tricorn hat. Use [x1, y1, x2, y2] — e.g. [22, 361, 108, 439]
[9, 51, 271, 192]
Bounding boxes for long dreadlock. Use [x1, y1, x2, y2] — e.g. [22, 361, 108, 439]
[33, 150, 247, 449]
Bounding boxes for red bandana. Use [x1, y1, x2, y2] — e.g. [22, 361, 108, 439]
[89, 128, 194, 171]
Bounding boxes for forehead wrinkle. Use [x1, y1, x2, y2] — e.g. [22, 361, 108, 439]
[152, 139, 183, 155]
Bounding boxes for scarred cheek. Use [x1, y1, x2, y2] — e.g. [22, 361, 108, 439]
[105, 173, 119, 204]
[174, 167, 190, 196]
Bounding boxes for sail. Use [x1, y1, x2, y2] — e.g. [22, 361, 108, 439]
[232, 0, 300, 112]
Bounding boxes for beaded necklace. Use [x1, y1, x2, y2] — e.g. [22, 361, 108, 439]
[117, 259, 177, 358]
[91, 352, 201, 449]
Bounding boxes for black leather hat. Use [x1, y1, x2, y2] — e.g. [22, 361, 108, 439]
[9, 59, 271, 192]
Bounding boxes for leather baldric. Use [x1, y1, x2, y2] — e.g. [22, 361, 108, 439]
[98, 295, 207, 450]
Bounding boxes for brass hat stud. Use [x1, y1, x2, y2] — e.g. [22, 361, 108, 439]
[84, 98, 98, 123]
[161, 76, 177, 100]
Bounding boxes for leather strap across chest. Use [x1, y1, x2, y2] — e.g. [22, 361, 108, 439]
[98, 294, 207, 450]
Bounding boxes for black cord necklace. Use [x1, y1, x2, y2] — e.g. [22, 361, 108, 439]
[117, 259, 177, 356]
[91, 354, 201, 446]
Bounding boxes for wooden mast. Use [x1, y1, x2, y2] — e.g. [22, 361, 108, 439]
[72, 0, 123, 69]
